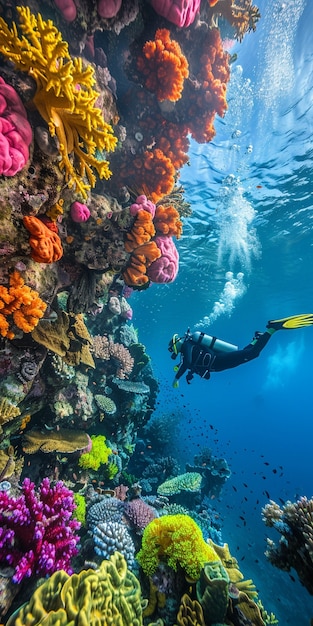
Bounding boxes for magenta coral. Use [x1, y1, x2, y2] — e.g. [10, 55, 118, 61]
[70, 201, 91, 223]
[147, 235, 179, 283]
[0, 76, 32, 176]
[129, 195, 156, 218]
[0, 477, 80, 583]
[150, 0, 201, 27]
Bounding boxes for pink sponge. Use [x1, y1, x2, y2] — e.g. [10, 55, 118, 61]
[130, 195, 156, 218]
[70, 201, 91, 223]
[150, 0, 201, 27]
[53, 0, 77, 21]
[147, 235, 179, 283]
[0, 77, 32, 176]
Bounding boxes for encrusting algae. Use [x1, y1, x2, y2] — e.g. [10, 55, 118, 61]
[0, 6, 117, 199]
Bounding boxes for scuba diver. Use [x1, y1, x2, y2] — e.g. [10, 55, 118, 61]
[168, 314, 313, 387]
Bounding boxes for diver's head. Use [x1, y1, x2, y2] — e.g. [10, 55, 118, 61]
[168, 334, 184, 359]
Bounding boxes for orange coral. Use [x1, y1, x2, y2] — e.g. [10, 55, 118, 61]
[23, 216, 63, 263]
[0, 271, 47, 339]
[139, 148, 176, 203]
[122, 241, 161, 287]
[186, 28, 230, 143]
[137, 29, 189, 102]
[156, 122, 190, 170]
[154, 205, 183, 239]
[124, 209, 156, 253]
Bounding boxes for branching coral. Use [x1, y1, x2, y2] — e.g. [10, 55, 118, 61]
[0, 6, 117, 198]
[0, 270, 47, 339]
[0, 399, 21, 433]
[91, 334, 134, 378]
[206, 0, 261, 42]
[23, 216, 63, 263]
[262, 496, 313, 595]
[136, 28, 189, 102]
[0, 477, 80, 583]
[136, 514, 219, 579]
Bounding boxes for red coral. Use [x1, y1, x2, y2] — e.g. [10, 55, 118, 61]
[137, 29, 189, 102]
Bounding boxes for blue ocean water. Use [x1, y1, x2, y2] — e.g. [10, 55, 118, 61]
[132, 1, 313, 623]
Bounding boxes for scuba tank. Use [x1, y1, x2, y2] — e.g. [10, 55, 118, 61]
[191, 331, 238, 354]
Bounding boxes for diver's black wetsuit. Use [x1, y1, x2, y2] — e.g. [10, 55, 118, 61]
[175, 331, 271, 384]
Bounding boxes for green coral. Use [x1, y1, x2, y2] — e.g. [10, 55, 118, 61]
[105, 461, 119, 480]
[136, 514, 219, 580]
[73, 493, 86, 525]
[78, 435, 112, 471]
[157, 472, 202, 496]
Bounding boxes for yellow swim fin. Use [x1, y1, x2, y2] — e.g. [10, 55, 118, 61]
[267, 313, 313, 330]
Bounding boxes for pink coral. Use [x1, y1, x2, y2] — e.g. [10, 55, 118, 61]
[97, 0, 122, 18]
[70, 201, 91, 223]
[150, 0, 201, 27]
[0, 76, 32, 176]
[130, 195, 156, 218]
[53, 0, 77, 21]
[147, 235, 179, 283]
[124, 498, 158, 531]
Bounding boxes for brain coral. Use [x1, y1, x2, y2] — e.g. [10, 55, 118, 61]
[6, 552, 143, 626]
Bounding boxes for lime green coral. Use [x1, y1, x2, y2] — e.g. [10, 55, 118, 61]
[78, 435, 112, 471]
[157, 471, 202, 496]
[136, 514, 220, 580]
[0, 6, 117, 198]
[73, 493, 86, 525]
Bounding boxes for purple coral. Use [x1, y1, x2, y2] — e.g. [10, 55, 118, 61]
[0, 477, 80, 583]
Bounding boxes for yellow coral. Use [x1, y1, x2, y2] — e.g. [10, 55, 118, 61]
[5, 553, 143, 626]
[0, 6, 117, 198]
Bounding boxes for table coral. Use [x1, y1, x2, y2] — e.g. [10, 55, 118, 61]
[0, 270, 47, 339]
[5, 552, 143, 626]
[22, 428, 92, 454]
[136, 29, 189, 102]
[136, 514, 219, 579]
[0, 76, 32, 177]
[0, 477, 80, 583]
[0, 6, 117, 199]
[157, 471, 202, 496]
[23, 216, 63, 263]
